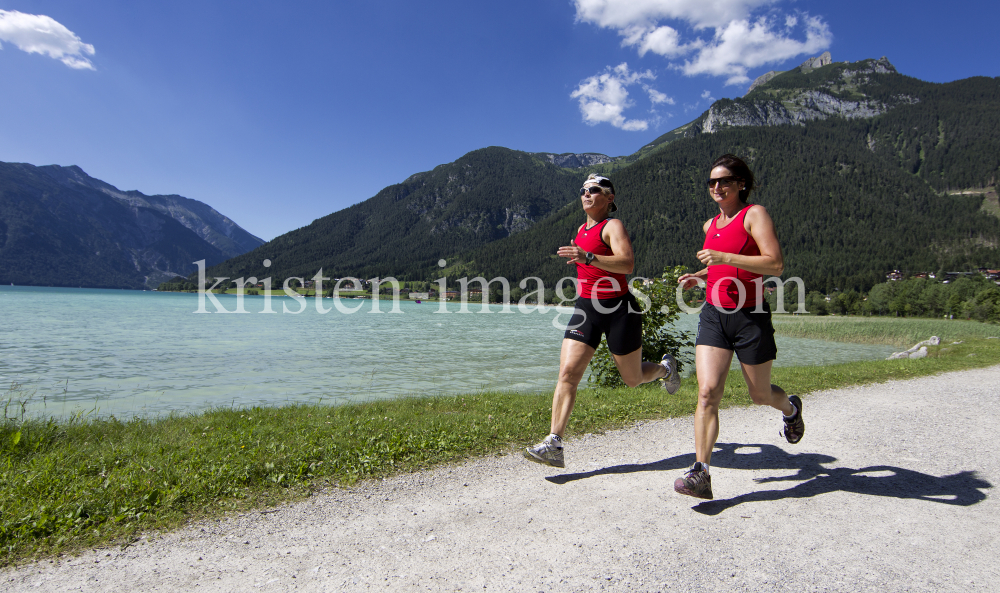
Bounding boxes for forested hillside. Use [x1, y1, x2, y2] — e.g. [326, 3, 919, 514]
[204, 147, 581, 283]
[865, 75, 1000, 191]
[462, 122, 1000, 293]
[0, 162, 229, 289]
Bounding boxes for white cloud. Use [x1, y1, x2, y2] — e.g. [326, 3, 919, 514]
[574, 0, 778, 30]
[573, 1, 831, 87]
[571, 63, 664, 131]
[646, 86, 674, 105]
[630, 25, 691, 58]
[701, 90, 711, 98]
[0, 10, 95, 70]
[680, 16, 831, 85]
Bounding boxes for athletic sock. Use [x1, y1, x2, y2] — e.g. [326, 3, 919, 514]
[549, 433, 563, 448]
[694, 461, 710, 475]
[783, 402, 798, 420]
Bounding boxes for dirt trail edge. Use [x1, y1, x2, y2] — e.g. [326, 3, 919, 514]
[5, 367, 998, 592]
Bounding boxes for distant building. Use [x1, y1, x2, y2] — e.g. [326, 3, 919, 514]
[941, 272, 975, 284]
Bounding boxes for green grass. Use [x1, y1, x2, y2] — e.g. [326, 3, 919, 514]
[2, 334, 1000, 566]
[772, 314, 1000, 347]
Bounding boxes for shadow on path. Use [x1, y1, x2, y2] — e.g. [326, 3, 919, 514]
[544, 443, 992, 516]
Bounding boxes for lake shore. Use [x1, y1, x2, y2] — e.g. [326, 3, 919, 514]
[2, 334, 999, 568]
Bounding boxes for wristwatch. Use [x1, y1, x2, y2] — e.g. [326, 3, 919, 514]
[585, 251, 595, 265]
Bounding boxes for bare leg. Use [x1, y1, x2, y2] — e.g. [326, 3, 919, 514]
[740, 361, 793, 416]
[611, 347, 667, 388]
[694, 345, 734, 465]
[550, 339, 596, 437]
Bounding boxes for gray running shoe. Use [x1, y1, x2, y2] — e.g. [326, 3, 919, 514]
[524, 434, 564, 468]
[659, 353, 681, 394]
[674, 462, 713, 499]
[782, 395, 804, 444]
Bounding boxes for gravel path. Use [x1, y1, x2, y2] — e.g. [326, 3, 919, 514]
[5, 367, 998, 592]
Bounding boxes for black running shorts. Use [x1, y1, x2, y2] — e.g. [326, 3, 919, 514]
[696, 301, 777, 365]
[563, 292, 642, 355]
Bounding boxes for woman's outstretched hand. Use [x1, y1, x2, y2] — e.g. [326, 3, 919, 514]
[558, 239, 585, 264]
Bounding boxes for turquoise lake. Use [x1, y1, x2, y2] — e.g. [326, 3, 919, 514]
[0, 286, 897, 418]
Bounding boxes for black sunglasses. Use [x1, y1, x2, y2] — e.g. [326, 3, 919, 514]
[707, 176, 741, 188]
[580, 186, 606, 196]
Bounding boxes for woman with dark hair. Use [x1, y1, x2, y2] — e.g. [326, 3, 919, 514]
[524, 173, 680, 469]
[674, 154, 804, 500]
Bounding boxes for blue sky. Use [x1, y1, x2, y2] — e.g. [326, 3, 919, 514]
[1, 1, 998, 241]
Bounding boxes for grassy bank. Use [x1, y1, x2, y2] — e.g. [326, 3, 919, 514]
[772, 314, 1000, 347]
[3, 336, 1000, 566]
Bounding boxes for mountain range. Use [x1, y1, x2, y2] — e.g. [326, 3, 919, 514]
[204, 54, 1000, 293]
[3, 54, 998, 293]
[0, 163, 263, 289]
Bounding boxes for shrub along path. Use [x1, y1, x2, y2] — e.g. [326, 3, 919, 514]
[4, 366, 997, 592]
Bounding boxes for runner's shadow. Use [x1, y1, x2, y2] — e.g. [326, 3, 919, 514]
[544, 454, 696, 485]
[544, 443, 991, 516]
[544, 442, 830, 485]
[689, 443, 992, 516]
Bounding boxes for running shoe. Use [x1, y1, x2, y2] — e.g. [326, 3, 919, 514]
[659, 353, 681, 394]
[674, 462, 713, 499]
[782, 395, 804, 444]
[524, 434, 564, 468]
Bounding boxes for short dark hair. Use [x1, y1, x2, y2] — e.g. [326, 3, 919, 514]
[711, 154, 755, 202]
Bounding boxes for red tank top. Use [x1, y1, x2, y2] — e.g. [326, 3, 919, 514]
[704, 205, 762, 308]
[574, 218, 628, 299]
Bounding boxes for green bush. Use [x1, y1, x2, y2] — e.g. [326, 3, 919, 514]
[806, 291, 829, 315]
[588, 265, 694, 388]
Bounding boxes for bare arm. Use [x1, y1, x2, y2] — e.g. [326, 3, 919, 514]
[695, 206, 784, 276]
[556, 219, 634, 274]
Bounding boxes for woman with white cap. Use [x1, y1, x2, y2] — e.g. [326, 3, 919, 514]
[524, 173, 680, 469]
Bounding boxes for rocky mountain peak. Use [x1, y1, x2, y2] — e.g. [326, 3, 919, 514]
[689, 55, 918, 139]
[799, 51, 832, 72]
[745, 51, 834, 96]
